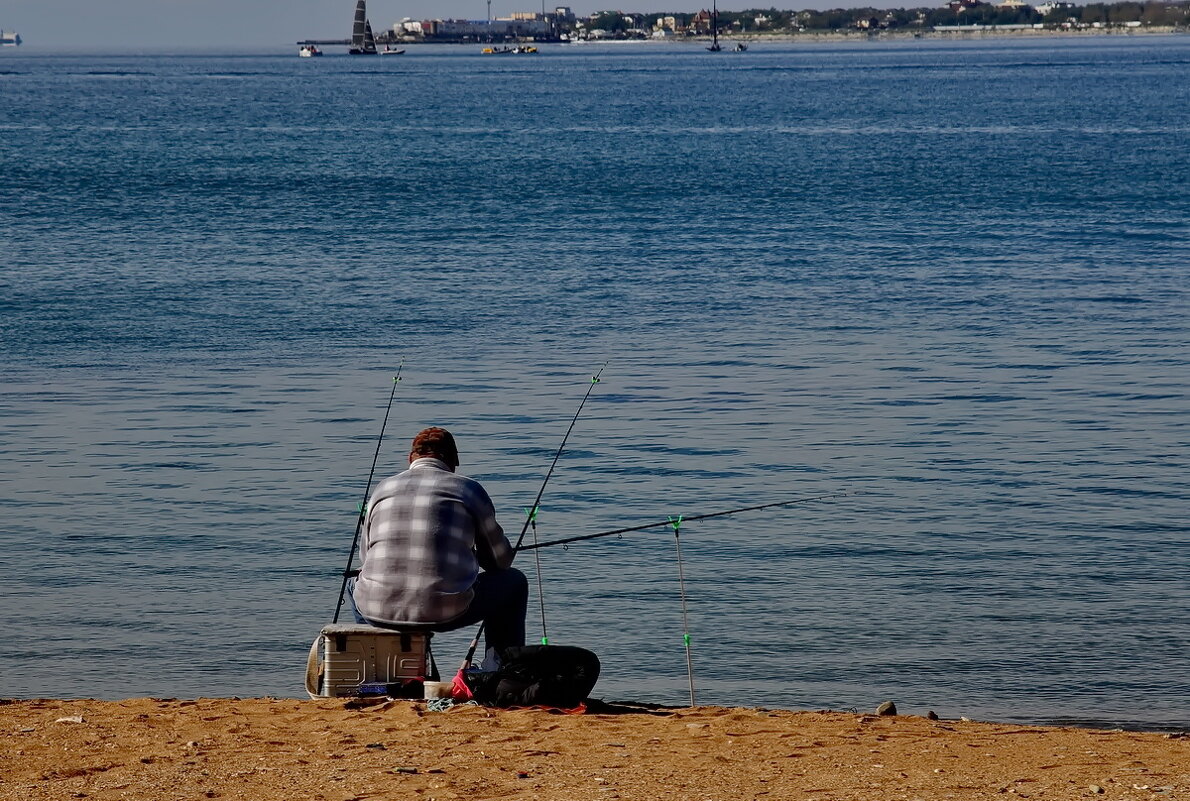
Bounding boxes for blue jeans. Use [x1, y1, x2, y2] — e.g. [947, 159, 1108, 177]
[347, 568, 528, 656]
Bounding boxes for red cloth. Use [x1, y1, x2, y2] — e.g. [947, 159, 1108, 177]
[450, 669, 473, 701]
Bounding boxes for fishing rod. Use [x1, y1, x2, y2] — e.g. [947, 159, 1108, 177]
[459, 362, 607, 670]
[669, 515, 696, 707]
[512, 362, 607, 551]
[520, 491, 848, 706]
[525, 505, 550, 645]
[511, 491, 848, 706]
[332, 364, 403, 623]
[516, 491, 851, 552]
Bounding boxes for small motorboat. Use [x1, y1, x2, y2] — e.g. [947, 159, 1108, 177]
[482, 45, 537, 55]
[382, 46, 405, 55]
[299, 45, 323, 57]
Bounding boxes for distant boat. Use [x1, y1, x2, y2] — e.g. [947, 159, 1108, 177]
[381, 45, 405, 55]
[0, 30, 21, 47]
[482, 45, 537, 55]
[299, 44, 322, 57]
[707, 2, 722, 52]
[735, 42, 748, 52]
[348, 0, 378, 55]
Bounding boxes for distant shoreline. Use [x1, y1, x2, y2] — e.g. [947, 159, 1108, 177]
[723, 25, 1184, 41]
[375, 26, 1186, 47]
[554, 25, 1185, 44]
[3, 27, 1182, 54]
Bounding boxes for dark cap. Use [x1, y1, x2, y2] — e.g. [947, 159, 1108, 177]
[409, 427, 459, 468]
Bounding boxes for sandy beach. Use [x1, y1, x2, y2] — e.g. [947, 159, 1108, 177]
[3, 698, 1186, 801]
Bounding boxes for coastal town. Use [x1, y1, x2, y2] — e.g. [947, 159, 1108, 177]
[3, 0, 1187, 51]
[373, 1, 1187, 43]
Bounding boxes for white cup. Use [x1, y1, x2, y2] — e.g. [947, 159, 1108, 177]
[423, 681, 453, 700]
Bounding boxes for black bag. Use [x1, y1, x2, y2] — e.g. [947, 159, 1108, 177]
[462, 645, 600, 708]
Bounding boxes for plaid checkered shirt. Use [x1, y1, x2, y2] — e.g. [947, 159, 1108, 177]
[352, 457, 514, 626]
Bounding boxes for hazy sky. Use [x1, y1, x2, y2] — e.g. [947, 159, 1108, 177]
[0, 0, 902, 49]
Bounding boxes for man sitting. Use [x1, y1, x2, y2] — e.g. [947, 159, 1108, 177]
[347, 427, 527, 665]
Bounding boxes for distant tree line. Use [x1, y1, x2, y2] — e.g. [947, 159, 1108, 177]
[578, 1, 1187, 34]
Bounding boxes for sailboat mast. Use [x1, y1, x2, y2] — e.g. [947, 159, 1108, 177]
[352, 0, 366, 48]
[349, 0, 377, 54]
[706, 1, 721, 50]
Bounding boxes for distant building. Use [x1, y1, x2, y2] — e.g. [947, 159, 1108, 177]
[421, 16, 551, 39]
[653, 15, 681, 33]
[1034, 1, 1075, 14]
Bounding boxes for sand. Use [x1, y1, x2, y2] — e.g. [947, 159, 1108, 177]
[2, 697, 1186, 801]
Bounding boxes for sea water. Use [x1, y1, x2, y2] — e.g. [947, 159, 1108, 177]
[0, 37, 1187, 729]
